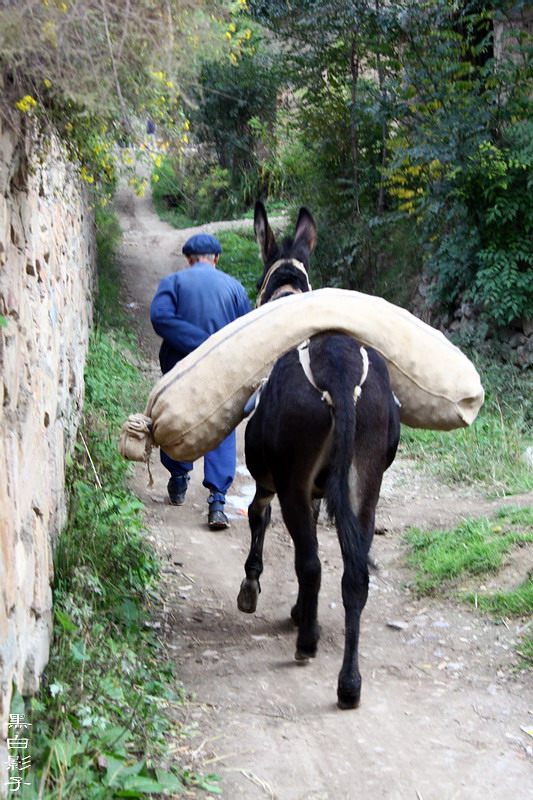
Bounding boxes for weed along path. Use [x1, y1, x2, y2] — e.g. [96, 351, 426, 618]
[113, 181, 533, 800]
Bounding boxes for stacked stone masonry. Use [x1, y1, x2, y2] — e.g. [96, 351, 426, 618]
[0, 118, 96, 775]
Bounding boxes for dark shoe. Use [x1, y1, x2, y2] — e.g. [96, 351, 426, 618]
[167, 475, 188, 506]
[208, 500, 229, 529]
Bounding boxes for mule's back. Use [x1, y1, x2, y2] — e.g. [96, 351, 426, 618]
[246, 333, 399, 511]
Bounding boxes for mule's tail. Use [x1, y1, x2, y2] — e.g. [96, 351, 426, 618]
[320, 346, 368, 567]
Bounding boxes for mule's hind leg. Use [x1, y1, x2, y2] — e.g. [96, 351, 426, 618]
[237, 485, 274, 613]
[337, 545, 369, 709]
[337, 469, 381, 709]
[280, 492, 321, 661]
[290, 498, 320, 626]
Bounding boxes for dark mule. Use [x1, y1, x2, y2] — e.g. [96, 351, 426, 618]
[238, 201, 400, 708]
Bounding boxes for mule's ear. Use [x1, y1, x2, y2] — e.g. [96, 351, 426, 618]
[293, 207, 317, 256]
[254, 200, 278, 263]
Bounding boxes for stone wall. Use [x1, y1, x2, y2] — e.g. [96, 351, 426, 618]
[0, 118, 96, 775]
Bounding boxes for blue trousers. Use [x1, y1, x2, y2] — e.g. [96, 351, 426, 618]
[160, 430, 236, 504]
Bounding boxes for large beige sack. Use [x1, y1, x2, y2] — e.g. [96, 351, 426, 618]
[138, 288, 484, 463]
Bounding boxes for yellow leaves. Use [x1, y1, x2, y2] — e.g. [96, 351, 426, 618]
[429, 159, 442, 177]
[80, 166, 94, 184]
[43, 78, 52, 88]
[44, 0, 69, 10]
[15, 95, 37, 113]
[183, 120, 190, 132]
[128, 177, 148, 197]
[398, 201, 416, 214]
[393, 187, 417, 200]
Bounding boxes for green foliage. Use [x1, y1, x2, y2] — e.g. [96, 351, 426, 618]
[248, 0, 421, 296]
[216, 228, 263, 302]
[151, 152, 243, 223]
[194, 50, 279, 175]
[245, 0, 533, 328]
[386, 2, 533, 327]
[150, 157, 197, 228]
[176, 38, 282, 218]
[422, 122, 533, 326]
[94, 208, 128, 329]
[400, 347, 533, 494]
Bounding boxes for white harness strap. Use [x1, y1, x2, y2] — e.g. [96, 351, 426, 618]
[256, 258, 312, 307]
[297, 340, 369, 407]
[354, 346, 369, 402]
[297, 340, 333, 405]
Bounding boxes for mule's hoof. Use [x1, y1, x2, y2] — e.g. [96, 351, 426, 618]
[237, 578, 260, 613]
[337, 688, 361, 710]
[294, 646, 317, 662]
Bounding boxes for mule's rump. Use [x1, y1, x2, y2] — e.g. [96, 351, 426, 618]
[134, 288, 484, 463]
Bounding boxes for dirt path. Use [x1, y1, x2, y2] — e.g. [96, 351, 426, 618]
[113, 182, 533, 800]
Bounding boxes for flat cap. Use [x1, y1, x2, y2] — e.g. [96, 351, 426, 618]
[182, 233, 222, 256]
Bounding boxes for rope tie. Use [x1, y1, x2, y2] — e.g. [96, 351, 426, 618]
[354, 346, 369, 404]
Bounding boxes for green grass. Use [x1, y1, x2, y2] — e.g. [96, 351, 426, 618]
[400, 353, 533, 495]
[9, 210, 221, 799]
[217, 229, 263, 304]
[405, 506, 533, 666]
[405, 507, 533, 594]
[154, 205, 197, 229]
[470, 576, 533, 616]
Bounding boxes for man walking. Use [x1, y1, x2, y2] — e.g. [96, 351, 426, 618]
[150, 233, 251, 529]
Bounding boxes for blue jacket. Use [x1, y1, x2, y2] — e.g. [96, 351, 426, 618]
[150, 261, 252, 373]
